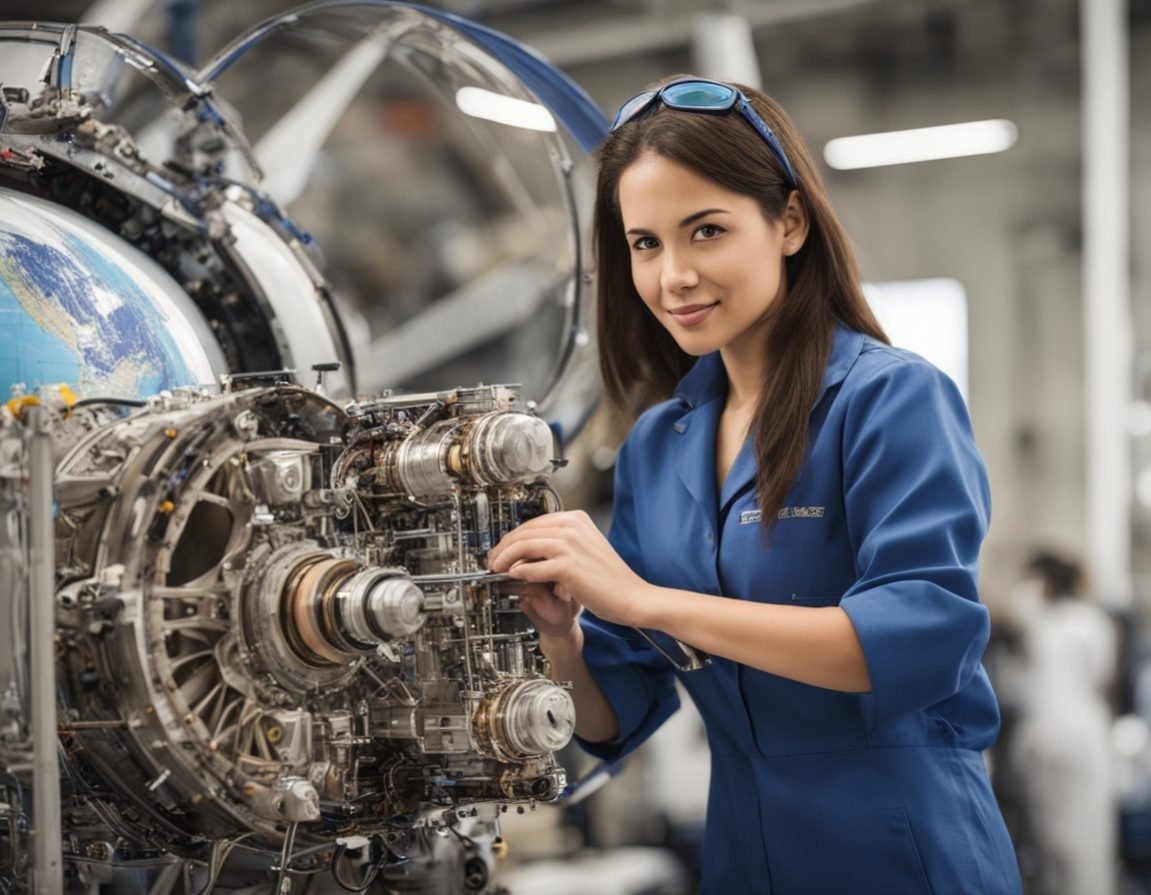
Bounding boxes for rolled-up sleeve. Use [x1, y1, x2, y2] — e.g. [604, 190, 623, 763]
[575, 435, 680, 761]
[838, 357, 991, 732]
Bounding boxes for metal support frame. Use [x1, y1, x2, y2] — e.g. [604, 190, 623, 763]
[28, 407, 62, 894]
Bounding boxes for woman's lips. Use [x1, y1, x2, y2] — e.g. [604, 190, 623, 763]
[668, 302, 719, 327]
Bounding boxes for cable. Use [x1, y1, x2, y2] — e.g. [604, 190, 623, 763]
[271, 821, 299, 895]
[70, 397, 147, 409]
[193, 834, 250, 895]
[329, 836, 386, 893]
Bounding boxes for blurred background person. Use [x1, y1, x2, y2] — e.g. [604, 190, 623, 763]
[1009, 549, 1119, 895]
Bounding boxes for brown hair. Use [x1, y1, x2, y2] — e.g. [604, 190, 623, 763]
[594, 76, 888, 525]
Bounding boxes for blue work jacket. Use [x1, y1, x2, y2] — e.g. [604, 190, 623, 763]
[578, 326, 1022, 894]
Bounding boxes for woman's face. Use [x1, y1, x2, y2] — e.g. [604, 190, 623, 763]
[618, 150, 801, 362]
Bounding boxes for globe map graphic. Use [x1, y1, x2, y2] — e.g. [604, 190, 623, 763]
[0, 189, 224, 402]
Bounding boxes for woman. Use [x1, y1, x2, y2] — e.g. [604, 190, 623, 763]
[1010, 552, 1117, 895]
[488, 76, 1021, 894]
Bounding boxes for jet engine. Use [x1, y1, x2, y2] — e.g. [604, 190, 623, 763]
[2, 382, 574, 892]
[0, 3, 607, 892]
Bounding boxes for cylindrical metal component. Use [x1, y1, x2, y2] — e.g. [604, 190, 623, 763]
[371, 706, 419, 741]
[301, 488, 354, 512]
[337, 570, 424, 646]
[282, 558, 425, 667]
[28, 407, 63, 894]
[466, 412, 554, 487]
[285, 556, 361, 666]
[336, 569, 385, 649]
[498, 679, 575, 756]
[376, 412, 555, 499]
[472, 678, 575, 761]
[392, 422, 456, 497]
[364, 575, 425, 638]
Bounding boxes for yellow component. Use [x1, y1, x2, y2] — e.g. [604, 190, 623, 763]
[5, 395, 39, 418]
[6, 384, 78, 418]
[243, 783, 257, 797]
[265, 725, 284, 745]
[57, 384, 78, 408]
[160, 500, 175, 514]
[164, 428, 177, 439]
[491, 838, 508, 859]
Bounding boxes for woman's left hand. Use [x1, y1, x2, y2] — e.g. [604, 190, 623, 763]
[487, 510, 652, 627]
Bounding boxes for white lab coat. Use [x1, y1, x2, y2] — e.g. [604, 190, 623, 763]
[1011, 593, 1118, 895]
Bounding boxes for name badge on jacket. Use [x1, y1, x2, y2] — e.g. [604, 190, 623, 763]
[739, 506, 825, 525]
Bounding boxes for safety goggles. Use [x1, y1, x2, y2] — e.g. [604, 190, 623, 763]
[610, 78, 799, 188]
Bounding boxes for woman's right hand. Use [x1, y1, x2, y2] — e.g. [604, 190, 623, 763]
[516, 582, 583, 644]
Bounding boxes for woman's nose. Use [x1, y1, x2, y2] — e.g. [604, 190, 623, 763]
[660, 251, 699, 293]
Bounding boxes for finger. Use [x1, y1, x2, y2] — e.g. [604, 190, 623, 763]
[517, 596, 544, 627]
[532, 596, 579, 628]
[518, 593, 566, 627]
[489, 538, 567, 573]
[504, 557, 565, 584]
[488, 517, 592, 568]
[512, 510, 578, 530]
[512, 581, 555, 602]
[495, 518, 586, 548]
[488, 530, 538, 569]
[491, 514, 573, 553]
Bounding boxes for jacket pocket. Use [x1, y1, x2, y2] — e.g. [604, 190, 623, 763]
[769, 804, 934, 895]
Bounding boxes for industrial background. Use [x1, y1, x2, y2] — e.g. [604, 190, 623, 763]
[2, 0, 1148, 893]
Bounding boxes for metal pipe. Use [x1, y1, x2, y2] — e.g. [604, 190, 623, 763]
[1081, 0, 1131, 605]
[27, 406, 62, 894]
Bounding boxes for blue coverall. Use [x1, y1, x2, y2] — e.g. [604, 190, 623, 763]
[578, 326, 1023, 894]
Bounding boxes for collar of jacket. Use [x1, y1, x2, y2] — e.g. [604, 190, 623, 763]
[671, 324, 869, 412]
[667, 325, 869, 518]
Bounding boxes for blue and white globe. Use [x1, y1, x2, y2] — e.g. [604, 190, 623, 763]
[0, 187, 226, 401]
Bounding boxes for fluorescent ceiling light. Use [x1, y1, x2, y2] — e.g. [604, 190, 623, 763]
[455, 86, 556, 132]
[824, 119, 1017, 170]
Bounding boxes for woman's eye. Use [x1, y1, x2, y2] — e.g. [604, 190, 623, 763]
[632, 236, 658, 251]
[695, 224, 724, 240]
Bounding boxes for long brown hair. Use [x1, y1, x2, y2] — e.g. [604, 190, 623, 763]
[594, 76, 888, 525]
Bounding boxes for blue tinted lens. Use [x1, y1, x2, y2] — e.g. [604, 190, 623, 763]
[660, 81, 737, 110]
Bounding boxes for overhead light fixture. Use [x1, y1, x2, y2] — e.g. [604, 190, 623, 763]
[823, 119, 1017, 170]
[455, 86, 556, 132]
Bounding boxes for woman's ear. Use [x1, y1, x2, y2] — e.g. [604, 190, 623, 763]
[781, 191, 810, 257]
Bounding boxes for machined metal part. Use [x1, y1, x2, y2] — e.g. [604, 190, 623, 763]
[0, 381, 570, 890]
[373, 409, 556, 499]
[471, 678, 577, 762]
[26, 407, 63, 894]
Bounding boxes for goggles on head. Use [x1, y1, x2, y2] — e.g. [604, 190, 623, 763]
[610, 77, 799, 189]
